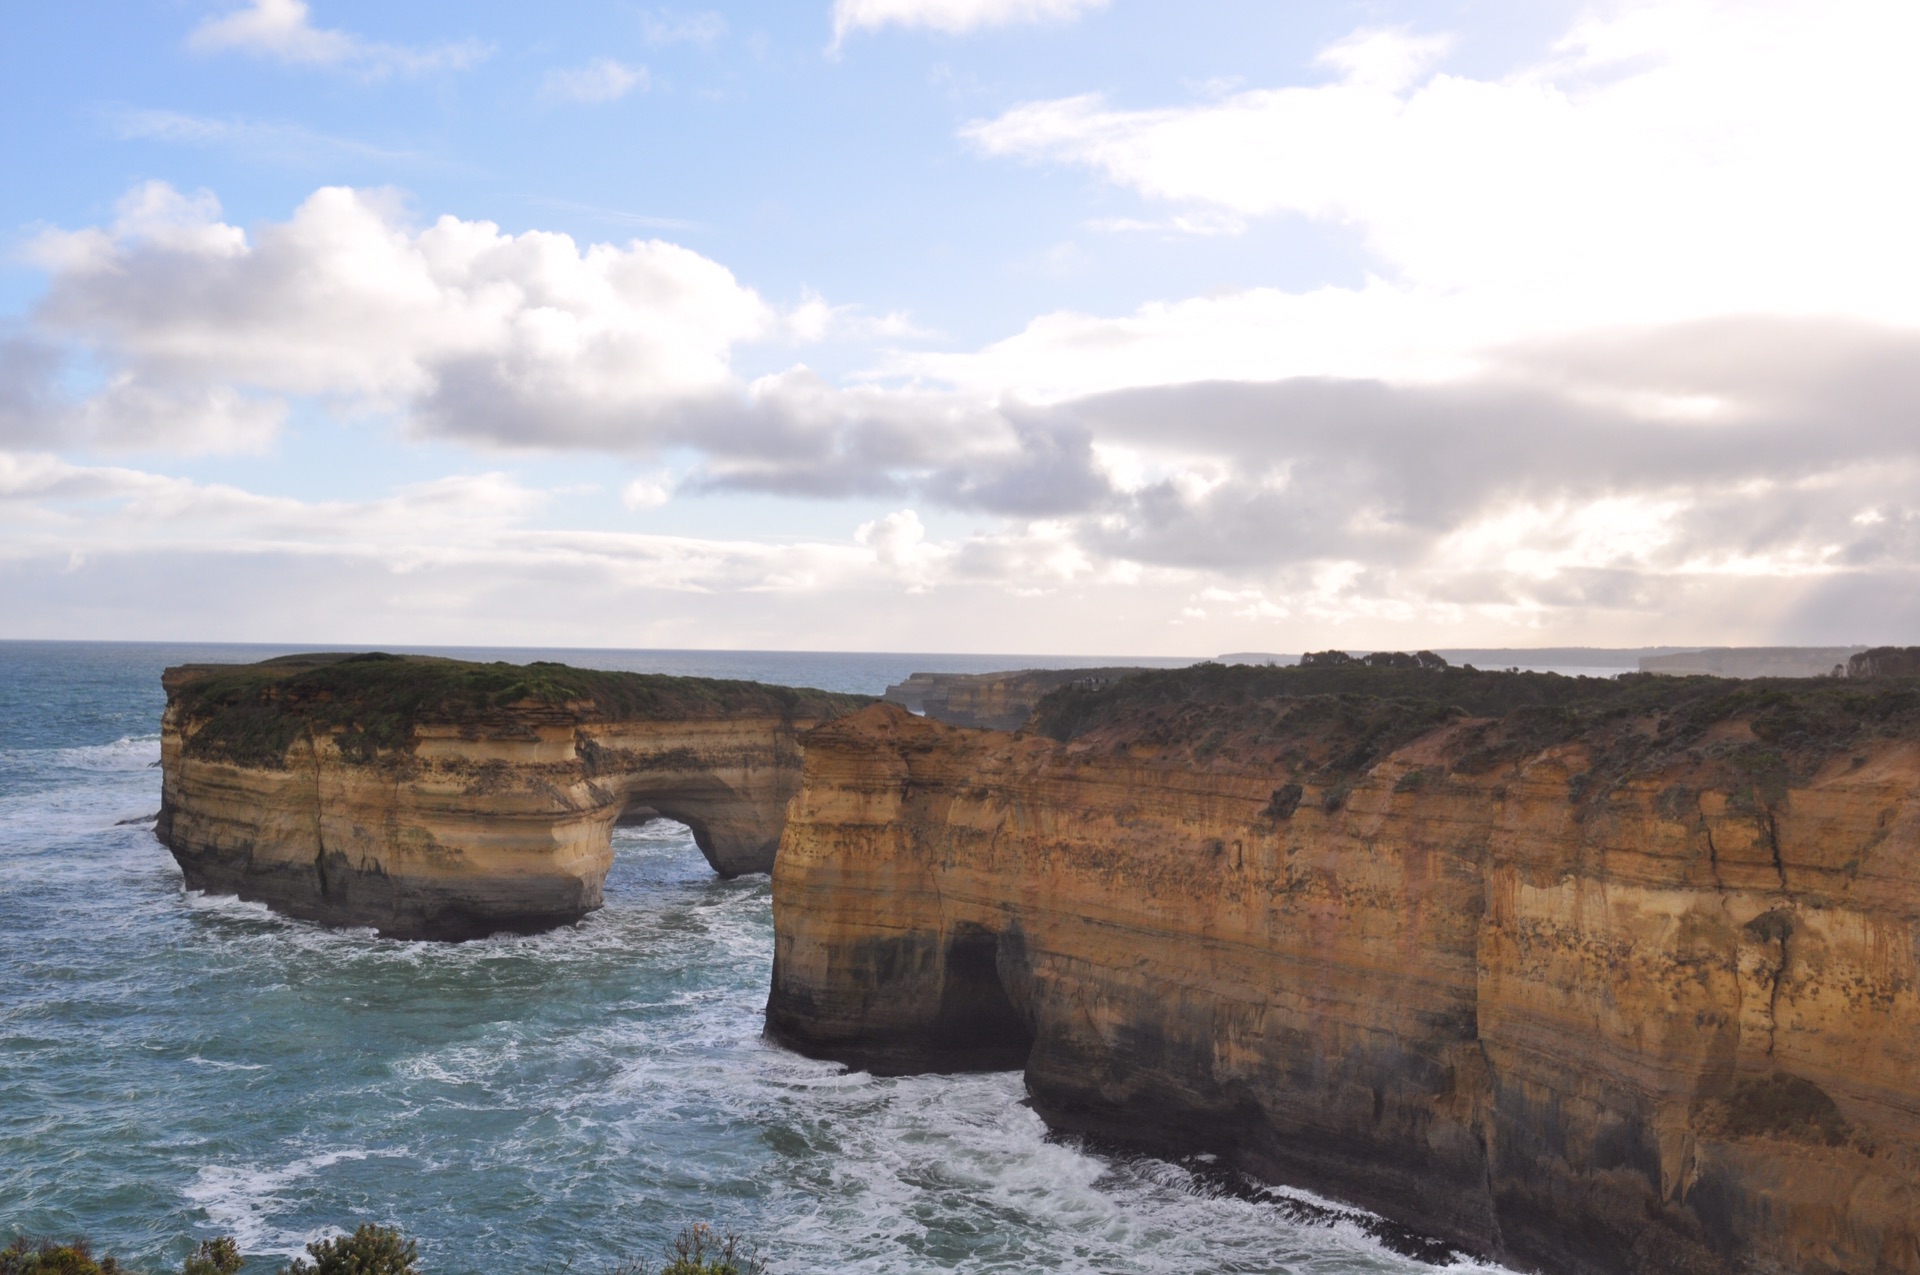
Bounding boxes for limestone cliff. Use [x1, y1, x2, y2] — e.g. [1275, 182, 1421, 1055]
[1849, 647, 1920, 679]
[159, 653, 867, 939]
[768, 664, 1920, 1275]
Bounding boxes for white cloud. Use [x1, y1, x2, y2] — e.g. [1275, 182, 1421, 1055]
[0, 454, 545, 543]
[15, 183, 1088, 497]
[962, 0, 1920, 383]
[855, 508, 948, 588]
[833, 0, 1107, 43]
[621, 471, 675, 509]
[783, 290, 933, 344]
[643, 9, 729, 46]
[897, 280, 1476, 403]
[28, 182, 777, 453]
[542, 59, 649, 104]
[188, 0, 489, 76]
[104, 108, 422, 166]
[1315, 27, 1453, 92]
[0, 453, 1177, 648]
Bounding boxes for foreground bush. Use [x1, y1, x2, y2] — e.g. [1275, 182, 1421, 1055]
[0, 1239, 126, 1275]
[655, 1224, 764, 1275]
[3, 1224, 762, 1275]
[280, 1227, 415, 1275]
[181, 1242, 240, 1275]
[1, 1237, 243, 1275]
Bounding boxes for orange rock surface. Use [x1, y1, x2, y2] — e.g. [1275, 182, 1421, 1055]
[768, 677, 1920, 1275]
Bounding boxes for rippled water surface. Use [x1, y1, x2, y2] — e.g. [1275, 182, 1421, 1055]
[1, 641, 1496, 1274]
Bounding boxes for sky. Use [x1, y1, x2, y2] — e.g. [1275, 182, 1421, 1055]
[3, 0, 1918, 655]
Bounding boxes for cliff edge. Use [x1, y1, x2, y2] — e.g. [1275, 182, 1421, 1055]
[768, 662, 1920, 1275]
[159, 653, 868, 938]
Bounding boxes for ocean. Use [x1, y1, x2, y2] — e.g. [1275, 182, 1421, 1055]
[0, 640, 1502, 1275]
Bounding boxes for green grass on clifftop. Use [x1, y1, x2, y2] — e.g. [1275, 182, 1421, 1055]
[166, 652, 872, 770]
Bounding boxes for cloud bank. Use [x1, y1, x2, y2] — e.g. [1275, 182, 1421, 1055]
[14, 176, 1920, 644]
[965, 1, 1920, 353]
[14, 1, 1920, 649]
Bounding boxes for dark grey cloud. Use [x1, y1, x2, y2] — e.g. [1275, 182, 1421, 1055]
[0, 334, 65, 447]
[1044, 317, 1920, 573]
[920, 417, 1112, 516]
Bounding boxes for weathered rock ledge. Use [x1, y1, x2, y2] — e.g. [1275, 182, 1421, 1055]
[768, 662, 1920, 1275]
[158, 653, 867, 938]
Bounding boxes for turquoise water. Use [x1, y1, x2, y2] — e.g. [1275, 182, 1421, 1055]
[0, 642, 1492, 1275]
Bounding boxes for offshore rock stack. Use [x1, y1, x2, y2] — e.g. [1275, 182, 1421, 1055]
[157, 653, 867, 938]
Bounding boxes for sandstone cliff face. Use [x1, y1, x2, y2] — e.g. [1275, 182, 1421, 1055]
[1849, 647, 1920, 679]
[159, 654, 865, 938]
[768, 672, 1920, 1275]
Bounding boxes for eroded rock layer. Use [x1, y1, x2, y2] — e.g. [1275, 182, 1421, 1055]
[159, 653, 867, 938]
[768, 666, 1920, 1275]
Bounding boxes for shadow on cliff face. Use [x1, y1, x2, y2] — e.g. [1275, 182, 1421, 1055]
[765, 922, 1035, 1077]
[925, 923, 1034, 1072]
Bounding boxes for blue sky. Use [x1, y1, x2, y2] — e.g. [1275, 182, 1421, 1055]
[3, 0, 1918, 653]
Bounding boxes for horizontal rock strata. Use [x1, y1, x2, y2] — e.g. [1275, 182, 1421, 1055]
[159, 653, 867, 938]
[768, 665, 1920, 1275]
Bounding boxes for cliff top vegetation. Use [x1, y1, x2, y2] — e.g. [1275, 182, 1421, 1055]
[1030, 654, 1920, 805]
[165, 652, 872, 769]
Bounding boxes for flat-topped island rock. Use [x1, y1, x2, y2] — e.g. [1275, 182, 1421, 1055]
[158, 652, 868, 938]
[881, 666, 1152, 731]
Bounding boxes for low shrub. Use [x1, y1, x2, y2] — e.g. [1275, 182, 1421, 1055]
[3, 1224, 766, 1275]
[656, 1225, 765, 1275]
[182, 1241, 240, 1275]
[280, 1227, 415, 1275]
[1, 1237, 237, 1275]
[0, 1239, 125, 1275]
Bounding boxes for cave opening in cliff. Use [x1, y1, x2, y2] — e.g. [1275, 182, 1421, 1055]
[615, 803, 666, 830]
[928, 923, 1035, 1072]
[617, 800, 720, 865]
